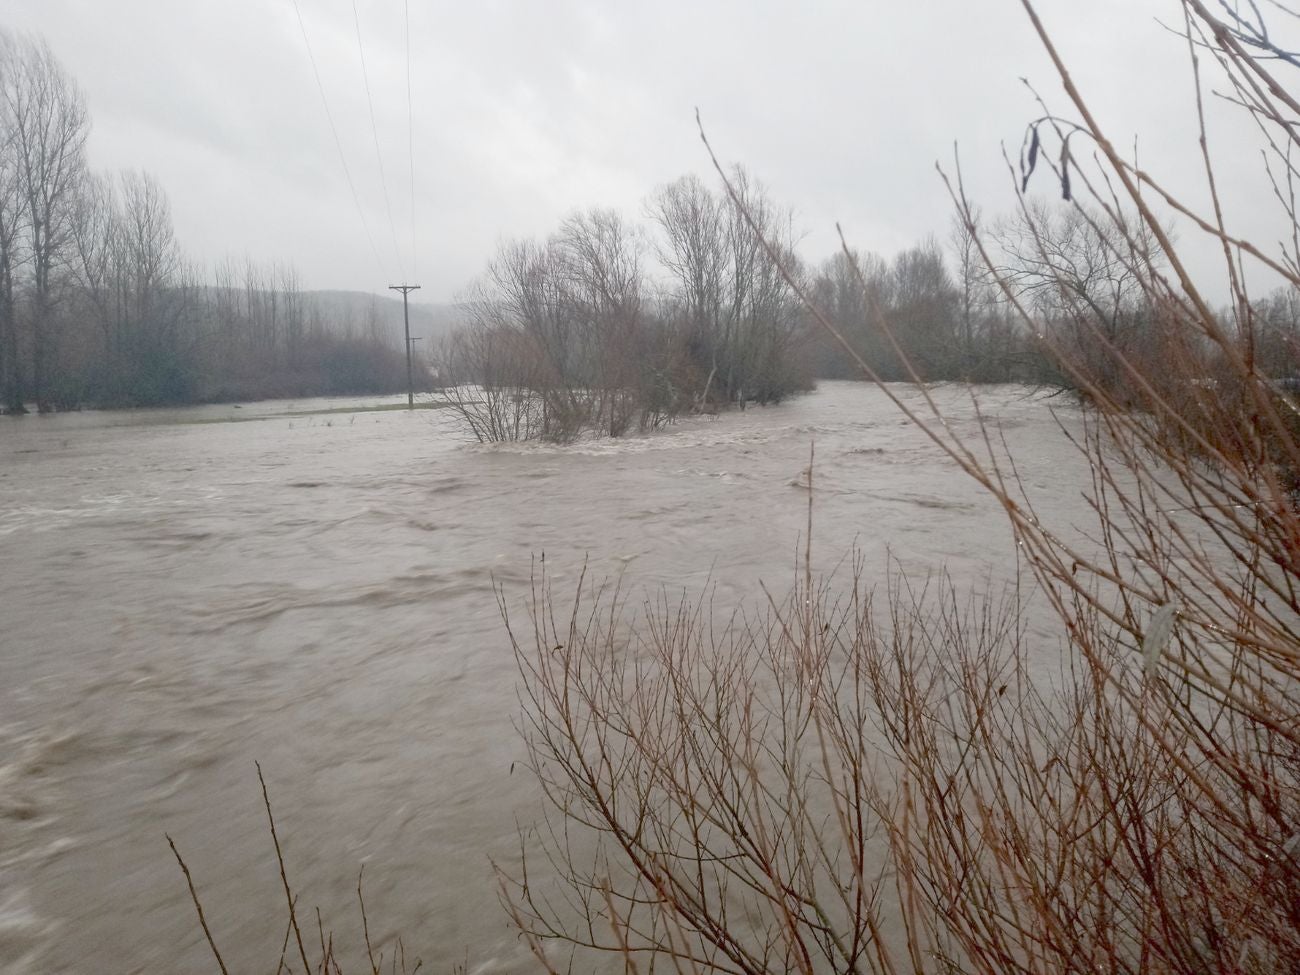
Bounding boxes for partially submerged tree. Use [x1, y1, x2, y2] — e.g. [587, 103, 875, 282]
[439, 173, 813, 443]
[649, 167, 807, 406]
[440, 214, 669, 442]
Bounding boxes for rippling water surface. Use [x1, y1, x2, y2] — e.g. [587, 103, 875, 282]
[0, 382, 1083, 973]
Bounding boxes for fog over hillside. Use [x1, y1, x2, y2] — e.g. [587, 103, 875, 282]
[300, 291, 467, 350]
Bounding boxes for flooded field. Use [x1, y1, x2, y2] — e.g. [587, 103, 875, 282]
[0, 382, 1083, 974]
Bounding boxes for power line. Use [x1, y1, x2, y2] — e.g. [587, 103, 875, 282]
[405, 0, 417, 280]
[351, 0, 406, 282]
[289, 0, 385, 280]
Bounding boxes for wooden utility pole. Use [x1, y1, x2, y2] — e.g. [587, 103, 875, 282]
[388, 283, 421, 408]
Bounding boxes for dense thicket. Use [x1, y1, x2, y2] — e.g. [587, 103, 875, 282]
[0, 31, 412, 412]
[807, 201, 1300, 387]
[439, 170, 812, 441]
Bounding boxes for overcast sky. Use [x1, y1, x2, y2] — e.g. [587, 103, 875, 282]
[0, 0, 1290, 303]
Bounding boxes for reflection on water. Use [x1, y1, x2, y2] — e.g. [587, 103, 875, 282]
[0, 382, 1081, 974]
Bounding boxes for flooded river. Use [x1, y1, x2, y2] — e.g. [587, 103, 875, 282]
[0, 382, 1082, 973]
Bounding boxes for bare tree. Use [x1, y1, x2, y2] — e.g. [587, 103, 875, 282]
[277, 262, 305, 367]
[989, 200, 1165, 392]
[886, 237, 959, 378]
[949, 205, 994, 374]
[808, 248, 892, 378]
[648, 168, 807, 406]
[722, 167, 808, 403]
[69, 171, 119, 395]
[555, 208, 651, 434]
[648, 173, 727, 372]
[118, 171, 179, 310]
[1, 31, 89, 410]
[67, 169, 188, 401]
[443, 212, 671, 442]
[0, 31, 26, 413]
[1251, 285, 1300, 378]
[117, 170, 187, 399]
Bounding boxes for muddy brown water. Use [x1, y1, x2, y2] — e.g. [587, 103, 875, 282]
[0, 382, 1084, 973]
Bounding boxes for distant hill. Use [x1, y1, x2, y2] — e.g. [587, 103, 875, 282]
[303, 290, 468, 352]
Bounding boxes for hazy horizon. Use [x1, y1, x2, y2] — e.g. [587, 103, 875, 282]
[2, 0, 1291, 305]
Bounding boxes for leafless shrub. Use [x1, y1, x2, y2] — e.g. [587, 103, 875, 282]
[169, 764, 425, 975]
[501, 545, 1039, 974]
[435, 219, 664, 443]
[439, 170, 816, 443]
[437, 320, 551, 442]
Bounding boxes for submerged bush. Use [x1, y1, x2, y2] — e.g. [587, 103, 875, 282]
[437, 175, 812, 443]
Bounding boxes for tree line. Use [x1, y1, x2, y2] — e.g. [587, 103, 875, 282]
[0, 31, 413, 413]
[10, 28, 1293, 420]
[443, 160, 1300, 443]
[811, 199, 1300, 389]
